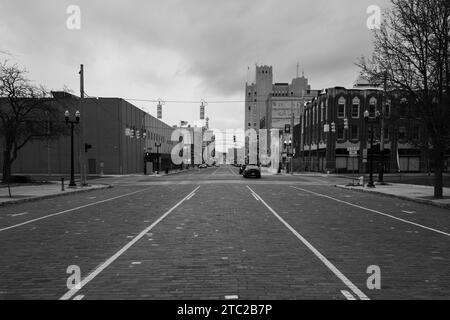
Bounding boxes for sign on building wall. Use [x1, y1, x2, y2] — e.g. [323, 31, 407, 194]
[271, 101, 301, 130]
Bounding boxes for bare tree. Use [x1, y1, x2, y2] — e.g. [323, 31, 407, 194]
[358, 0, 450, 198]
[0, 61, 66, 183]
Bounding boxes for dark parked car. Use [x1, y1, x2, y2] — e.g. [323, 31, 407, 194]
[243, 165, 261, 179]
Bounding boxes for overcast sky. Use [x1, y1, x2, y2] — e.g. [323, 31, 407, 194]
[0, 0, 390, 133]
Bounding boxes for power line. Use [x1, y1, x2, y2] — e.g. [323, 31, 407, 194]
[124, 98, 245, 104]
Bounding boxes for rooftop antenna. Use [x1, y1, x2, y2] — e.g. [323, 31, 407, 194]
[296, 62, 300, 78]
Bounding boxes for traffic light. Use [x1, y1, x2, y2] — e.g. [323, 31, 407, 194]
[331, 122, 336, 133]
[344, 118, 349, 130]
[84, 143, 92, 153]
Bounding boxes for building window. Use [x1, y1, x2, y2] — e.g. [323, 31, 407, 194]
[321, 103, 325, 123]
[369, 97, 377, 117]
[248, 123, 251, 127]
[412, 125, 420, 140]
[384, 128, 389, 140]
[338, 97, 346, 118]
[399, 126, 407, 140]
[399, 98, 407, 117]
[385, 100, 391, 118]
[314, 106, 317, 124]
[352, 97, 360, 118]
[337, 126, 345, 140]
[248, 106, 251, 111]
[350, 125, 359, 140]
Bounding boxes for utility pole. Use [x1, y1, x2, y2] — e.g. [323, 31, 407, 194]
[290, 111, 295, 175]
[46, 111, 51, 177]
[378, 71, 387, 184]
[79, 64, 87, 186]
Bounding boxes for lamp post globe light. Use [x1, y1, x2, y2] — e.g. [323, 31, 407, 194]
[65, 110, 81, 188]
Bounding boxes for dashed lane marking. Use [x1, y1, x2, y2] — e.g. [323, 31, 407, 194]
[227, 166, 238, 176]
[291, 186, 450, 237]
[0, 188, 153, 233]
[8, 212, 29, 217]
[60, 186, 200, 300]
[247, 186, 369, 301]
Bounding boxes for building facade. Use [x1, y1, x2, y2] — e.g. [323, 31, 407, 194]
[244, 65, 319, 168]
[2, 93, 176, 176]
[297, 83, 450, 173]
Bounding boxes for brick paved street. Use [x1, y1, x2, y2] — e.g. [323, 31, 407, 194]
[0, 165, 449, 300]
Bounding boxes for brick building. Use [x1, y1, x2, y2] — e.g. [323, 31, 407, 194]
[296, 83, 450, 174]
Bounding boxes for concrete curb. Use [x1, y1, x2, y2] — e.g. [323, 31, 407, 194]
[335, 185, 450, 210]
[0, 184, 113, 208]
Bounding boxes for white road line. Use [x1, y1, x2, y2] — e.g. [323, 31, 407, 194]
[9, 212, 29, 217]
[186, 192, 196, 200]
[211, 167, 220, 176]
[0, 188, 153, 233]
[251, 193, 260, 201]
[247, 186, 369, 301]
[60, 186, 200, 300]
[228, 166, 237, 176]
[291, 186, 450, 237]
[72, 295, 85, 300]
[341, 290, 356, 300]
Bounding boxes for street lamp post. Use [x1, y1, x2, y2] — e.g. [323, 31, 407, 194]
[155, 142, 162, 173]
[364, 110, 380, 188]
[283, 139, 292, 173]
[65, 110, 80, 188]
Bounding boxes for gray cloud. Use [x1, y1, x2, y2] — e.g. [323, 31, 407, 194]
[0, 0, 391, 130]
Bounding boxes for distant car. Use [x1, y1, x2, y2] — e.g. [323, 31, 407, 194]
[239, 165, 246, 175]
[243, 165, 261, 179]
[199, 164, 208, 169]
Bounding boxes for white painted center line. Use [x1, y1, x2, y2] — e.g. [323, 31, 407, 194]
[225, 295, 239, 300]
[341, 290, 356, 300]
[291, 186, 450, 237]
[247, 186, 369, 301]
[0, 188, 153, 233]
[251, 193, 260, 201]
[72, 295, 85, 300]
[60, 186, 200, 301]
[186, 192, 196, 200]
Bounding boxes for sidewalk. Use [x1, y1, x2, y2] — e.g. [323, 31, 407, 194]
[0, 182, 111, 207]
[336, 183, 450, 210]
